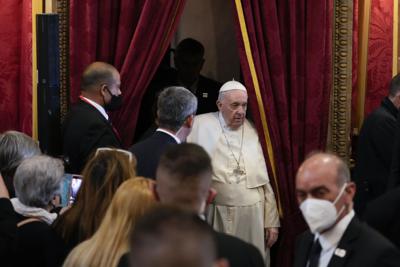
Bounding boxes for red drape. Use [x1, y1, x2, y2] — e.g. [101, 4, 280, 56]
[0, 0, 32, 134]
[232, 1, 332, 266]
[365, 0, 393, 115]
[70, 0, 186, 146]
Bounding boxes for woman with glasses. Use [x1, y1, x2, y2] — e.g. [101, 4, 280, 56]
[63, 177, 156, 267]
[53, 148, 136, 257]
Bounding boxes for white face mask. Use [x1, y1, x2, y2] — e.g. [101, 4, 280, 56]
[299, 183, 347, 234]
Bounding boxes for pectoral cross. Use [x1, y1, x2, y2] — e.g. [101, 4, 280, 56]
[233, 165, 246, 176]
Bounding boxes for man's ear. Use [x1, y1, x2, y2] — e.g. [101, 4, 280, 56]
[100, 83, 108, 96]
[216, 100, 222, 111]
[184, 114, 194, 128]
[206, 187, 217, 205]
[345, 182, 356, 201]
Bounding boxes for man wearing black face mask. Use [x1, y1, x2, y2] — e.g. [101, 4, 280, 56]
[63, 62, 122, 173]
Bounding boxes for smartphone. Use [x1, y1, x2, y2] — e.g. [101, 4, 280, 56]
[69, 175, 83, 204]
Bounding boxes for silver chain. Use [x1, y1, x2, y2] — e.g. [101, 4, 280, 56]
[218, 113, 245, 175]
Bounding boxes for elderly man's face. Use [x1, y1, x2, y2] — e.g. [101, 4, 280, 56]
[295, 155, 355, 216]
[217, 90, 248, 130]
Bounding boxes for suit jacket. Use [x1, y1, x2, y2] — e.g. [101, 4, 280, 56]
[215, 231, 265, 267]
[62, 99, 121, 173]
[0, 198, 17, 267]
[363, 187, 400, 248]
[293, 217, 400, 267]
[129, 131, 178, 179]
[13, 213, 65, 267]
[354, 97, 398, 214]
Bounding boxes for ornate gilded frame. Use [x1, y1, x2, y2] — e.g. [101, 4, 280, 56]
[328, 0, 353, 164]
[56, 0, 69, 123]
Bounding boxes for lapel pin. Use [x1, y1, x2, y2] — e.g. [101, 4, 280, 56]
[334, 248, 346, 258]
[202, 93, 208, 98]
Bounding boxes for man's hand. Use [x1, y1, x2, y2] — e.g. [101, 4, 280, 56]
[265, 227, 279, 248]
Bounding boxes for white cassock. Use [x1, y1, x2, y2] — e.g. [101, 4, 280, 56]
[187, 112, 280, 262]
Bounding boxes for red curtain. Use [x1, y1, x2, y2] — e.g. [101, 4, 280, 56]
[0, 0, 32, 134]
[232, 1, 332, 266]
[365, 0, 393, 115]
[69, 0, 186, 146]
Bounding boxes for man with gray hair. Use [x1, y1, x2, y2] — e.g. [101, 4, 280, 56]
[129, 86, 197, 179]
[0, 130, 41, 198]
[294, 152, 400, 267]
[12, 155, 65, 267]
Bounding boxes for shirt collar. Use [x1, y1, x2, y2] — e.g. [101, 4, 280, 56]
[218, 112, 243, 131]
[218, 112, 231, 130]
[316, 209, 355, 251]
[80, 96, 108, 120]
[156, 128, 181, 144]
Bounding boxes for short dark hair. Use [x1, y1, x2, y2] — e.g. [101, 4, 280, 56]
[156, 143, 212, 209]
[389, 73, 400, 97]
[175, 38, 205, 59]
[130, 206, 217, 267]
[157, 143, 212, 185]
[157, 86, 197, 131]
[81, 62, 117, 91]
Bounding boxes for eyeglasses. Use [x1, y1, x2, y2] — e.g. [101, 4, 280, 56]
[95, 147, 133, 162]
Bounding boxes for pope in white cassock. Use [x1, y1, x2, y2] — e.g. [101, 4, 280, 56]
[187, 80, 280, 264]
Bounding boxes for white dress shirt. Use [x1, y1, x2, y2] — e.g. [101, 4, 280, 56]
[156, 128, 181, 143]
[80, 96, 108, 120]
[313, 210, 355, 267]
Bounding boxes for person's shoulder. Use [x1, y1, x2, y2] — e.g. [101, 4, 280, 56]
[363, 104, 395, 124]
[364, 187, 400, 215]
[214, 232, 264, 267]
[129, 131, 171, 153]
[348, 218, 398, 252]
[195, 112, 218, 122]
[353, 220, 400, 263]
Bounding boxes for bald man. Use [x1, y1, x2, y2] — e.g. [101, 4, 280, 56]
[63, 62, 122, 173]
[294, 152, 400, 267]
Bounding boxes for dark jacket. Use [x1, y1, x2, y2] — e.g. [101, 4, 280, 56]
[129, 131, 178, 179]
[12, 213, 65, 267]
[215, 231, 265, 267]
[62, 99, 121, 173]
[363, 187, 400, 248]
[134, 67, 221, 141]
[294, 217, 400, 267]
[0, 198, 17, 267]
[354, 97, 398, 214]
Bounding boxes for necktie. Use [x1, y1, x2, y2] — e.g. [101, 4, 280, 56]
[308, 238, 322, 267]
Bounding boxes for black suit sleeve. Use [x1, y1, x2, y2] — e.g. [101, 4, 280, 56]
[0, 198, 17, 265]
[388, 115, 400, 189]
[369, 116, 397, 169]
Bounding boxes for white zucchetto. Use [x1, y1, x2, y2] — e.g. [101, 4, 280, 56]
[219, 80, 247, 93]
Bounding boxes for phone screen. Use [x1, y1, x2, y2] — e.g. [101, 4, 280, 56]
[69, 175, 83, 204]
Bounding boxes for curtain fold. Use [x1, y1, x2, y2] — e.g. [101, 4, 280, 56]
[0, 0, 32, 134]
[365, 0, 393, 115]
[232, 1, 332, 266]
[69, 0, 186, 146]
